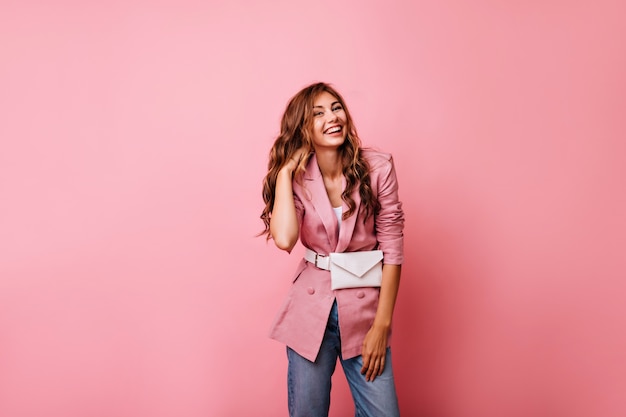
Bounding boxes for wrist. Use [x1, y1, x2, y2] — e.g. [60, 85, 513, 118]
[279, 164, 295, 177]
[372, 319, 392, 331]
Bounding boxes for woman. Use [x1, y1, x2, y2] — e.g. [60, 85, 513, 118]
[261, 82, 404, 417]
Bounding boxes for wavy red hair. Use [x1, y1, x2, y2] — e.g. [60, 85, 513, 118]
[260, 82, 379, 238]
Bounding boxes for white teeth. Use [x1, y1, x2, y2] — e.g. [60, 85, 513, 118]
[325, 126, 341, 134]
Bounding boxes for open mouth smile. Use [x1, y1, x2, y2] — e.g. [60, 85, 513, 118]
[324, 125, 342, 134]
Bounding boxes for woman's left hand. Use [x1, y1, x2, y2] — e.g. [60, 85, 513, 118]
[360, 324, 390, 382]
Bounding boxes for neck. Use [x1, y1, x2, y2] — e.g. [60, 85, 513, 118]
[315, 148, 343, 180]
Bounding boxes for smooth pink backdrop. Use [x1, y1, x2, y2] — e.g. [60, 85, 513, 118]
[1, 1, 625, 416]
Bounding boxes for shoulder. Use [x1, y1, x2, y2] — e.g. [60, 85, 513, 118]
[360, 148, 395, 173]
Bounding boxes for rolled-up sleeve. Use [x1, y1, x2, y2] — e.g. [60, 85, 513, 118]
[375, 156, 404, 265]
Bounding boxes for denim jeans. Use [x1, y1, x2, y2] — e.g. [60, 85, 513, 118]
[287, 301, 400, 417]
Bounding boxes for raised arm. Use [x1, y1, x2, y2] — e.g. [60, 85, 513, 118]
[269, 149, 310, 252]
[269, 162, 299, 252]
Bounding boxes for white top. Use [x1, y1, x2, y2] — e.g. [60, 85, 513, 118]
[333, 206, 342, 228]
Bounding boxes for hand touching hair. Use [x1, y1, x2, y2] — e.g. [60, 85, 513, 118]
[260, 82, 380, 238]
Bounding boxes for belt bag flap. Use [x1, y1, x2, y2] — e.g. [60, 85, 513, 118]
[329, 250, 383, 290]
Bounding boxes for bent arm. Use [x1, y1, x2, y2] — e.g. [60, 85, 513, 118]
[269, 165, 300, 252]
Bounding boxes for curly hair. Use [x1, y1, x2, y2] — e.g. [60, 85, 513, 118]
[260, 82, 380, 238]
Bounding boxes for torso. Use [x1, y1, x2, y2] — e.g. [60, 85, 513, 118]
[269, 149, 404, 361]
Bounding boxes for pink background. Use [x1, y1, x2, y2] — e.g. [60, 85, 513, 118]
[1, 1, 625, 416]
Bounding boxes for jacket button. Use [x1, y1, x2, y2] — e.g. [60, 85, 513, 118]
[356, 291, 365, 299]
[307, 287, 315, 295]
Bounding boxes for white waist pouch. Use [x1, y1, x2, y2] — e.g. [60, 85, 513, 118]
[329, 250, 383, 290]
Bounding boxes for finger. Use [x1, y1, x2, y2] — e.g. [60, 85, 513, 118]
[378, 356, 386, 376]
[363, 356, 375, 381]
[360, 354, 370, 375]
[371, 353, 387, 380]
[367, 364, 375, 381]
[367, 358, 381, 381]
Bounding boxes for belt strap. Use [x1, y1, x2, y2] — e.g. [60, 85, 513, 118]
[304, 248, 331, 270]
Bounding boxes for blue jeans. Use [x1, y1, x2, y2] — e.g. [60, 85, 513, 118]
[287, 301, 400, 417]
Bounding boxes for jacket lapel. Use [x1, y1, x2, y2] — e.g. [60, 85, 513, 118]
[303, 154, 361, 253]
[303, 154, 339, 251]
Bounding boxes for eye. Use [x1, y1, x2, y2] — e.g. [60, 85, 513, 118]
[314, 111, 324, 117]
[332, 105, 343, 112]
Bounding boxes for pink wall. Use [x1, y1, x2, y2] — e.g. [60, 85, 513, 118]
[1, 1, 624, 416]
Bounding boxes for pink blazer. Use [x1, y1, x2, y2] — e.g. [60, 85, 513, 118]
[269, 149, 404, 361]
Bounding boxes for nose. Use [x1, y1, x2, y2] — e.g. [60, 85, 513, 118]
[326, 111, 338, 123]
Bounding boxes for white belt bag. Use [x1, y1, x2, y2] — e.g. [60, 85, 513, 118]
[304, 248, 383, 290]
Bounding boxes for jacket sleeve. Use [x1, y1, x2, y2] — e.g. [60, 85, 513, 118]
[293, 188, 304, 227]
[374, 156, 404, 265]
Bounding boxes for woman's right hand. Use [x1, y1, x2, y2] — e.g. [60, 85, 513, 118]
[283, 147, 311, 173]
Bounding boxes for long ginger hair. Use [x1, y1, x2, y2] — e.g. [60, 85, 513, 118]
[260, 82, 380, 238]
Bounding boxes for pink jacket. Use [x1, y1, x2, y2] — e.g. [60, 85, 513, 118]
[269, 149, 404, 361]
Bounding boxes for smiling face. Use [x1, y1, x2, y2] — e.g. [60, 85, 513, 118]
[309, 91, 348, 151]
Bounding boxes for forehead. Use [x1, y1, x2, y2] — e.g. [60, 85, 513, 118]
[313, 91, 339, 107]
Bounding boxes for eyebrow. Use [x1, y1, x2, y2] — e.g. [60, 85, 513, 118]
[313, 101, 341, 109]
